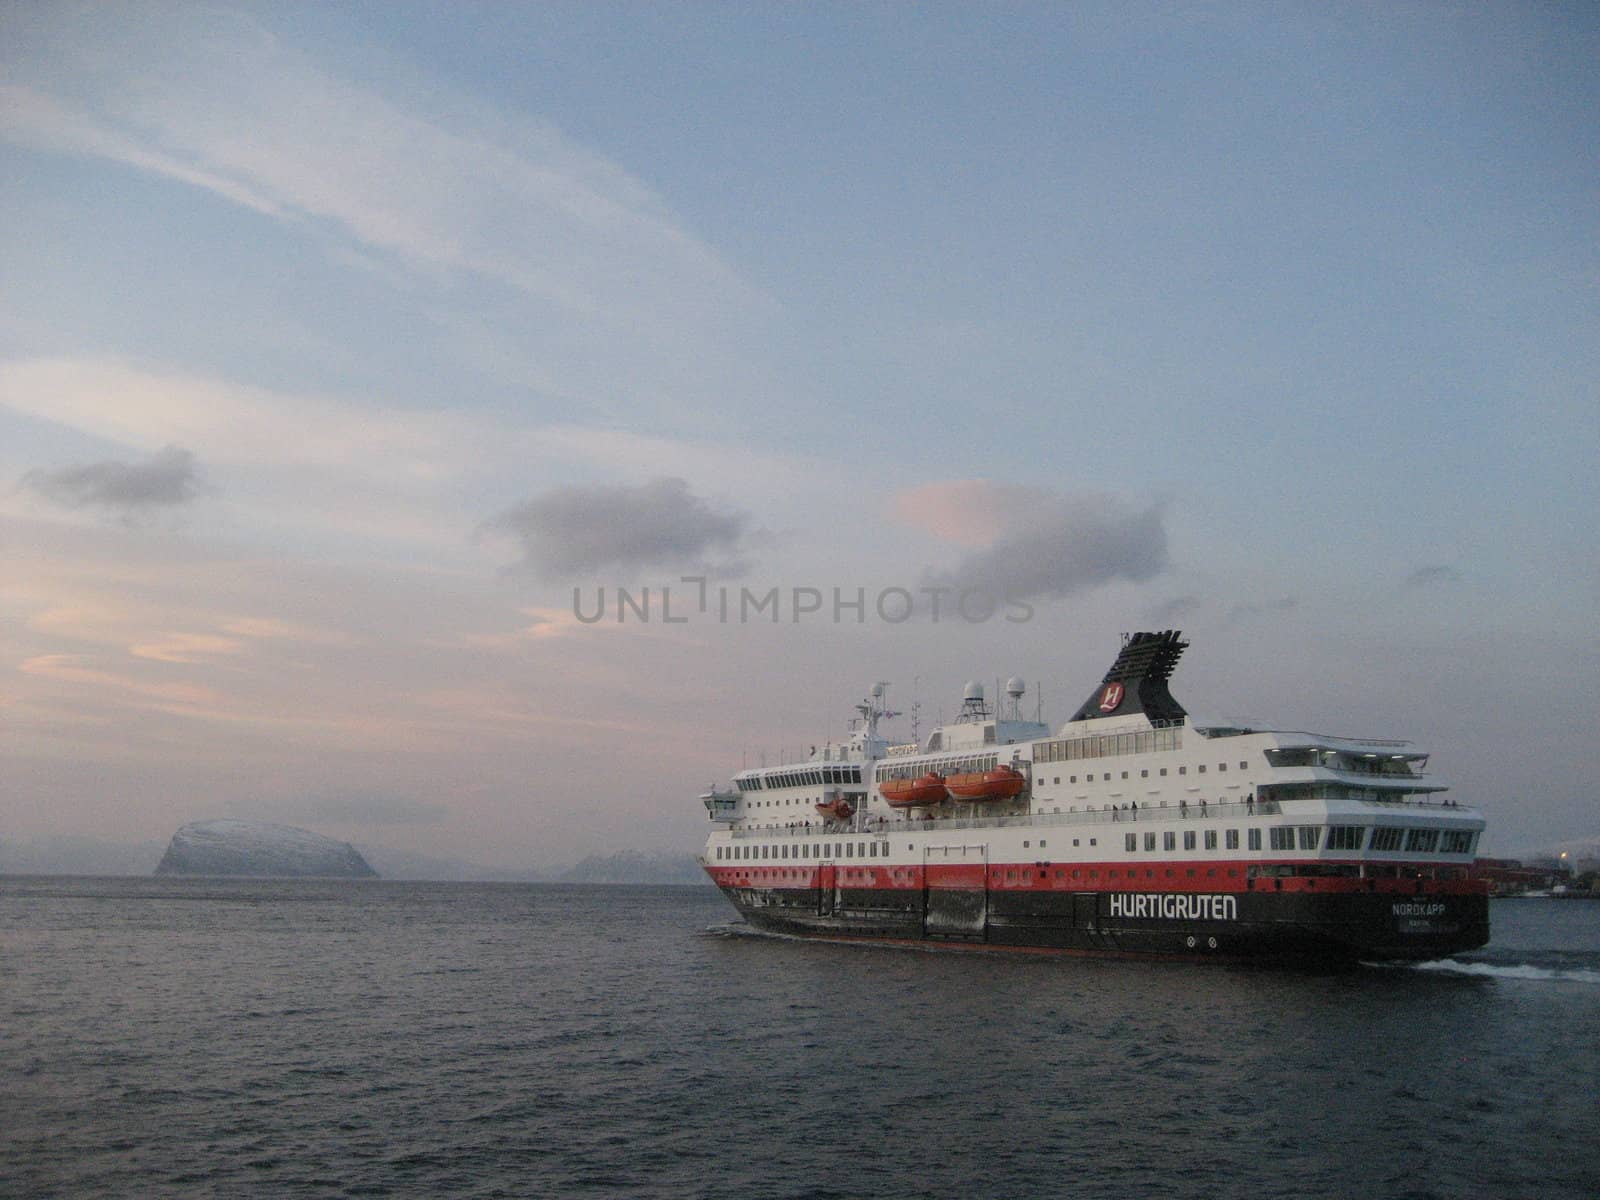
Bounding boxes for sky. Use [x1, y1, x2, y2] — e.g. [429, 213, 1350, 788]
[2, 2, 1596, 869]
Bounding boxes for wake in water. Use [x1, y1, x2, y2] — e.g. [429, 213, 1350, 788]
[1378, 957, 1600, 985]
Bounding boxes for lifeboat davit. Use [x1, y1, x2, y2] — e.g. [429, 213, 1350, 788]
[815, 797, 853, 822]
[944, 766, 1027, 802]
[879, 772, 948, 808]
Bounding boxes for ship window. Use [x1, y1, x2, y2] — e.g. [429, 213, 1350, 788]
[1328, 826, 1364, 851]
[1125, 834, 1136, 851]
[1144, 833, 1156, 851]
[1218, 763, 1227, 772]
[1269, 827, 1295, 850]
[1121, 771, 1129, 780]
[1163, 832, 1176, 851]
[1054, 776, 1060, 785]
[1141, 769, 1148, 778]
[1240, 761, 1248, 770]
[1298, 826, 1321, 850]
[1371, 827, 1403, 851]
[1184, 831, 1196, 850]
[1039, 840, 1047, 848]
[1442, 831, 1474, 854]
[1204, 830, 1218, 850]
[1103, 773, 1111, 781]
[1248, 829, 1262, 851]
[1405, 828, 1440, 852]
[1070, 776, 1077, 783]
[1160, 768, 1168, 777]
[1198, 765, 1206, 773]
[1023, 841, 1030, 849]
[1178, 766, 1187, 775]
[1226, 829, 1240, 849]
[1089, 838, 1097, 846]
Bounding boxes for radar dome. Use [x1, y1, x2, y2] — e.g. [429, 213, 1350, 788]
[1005, 677, 1026, 698]
[963, 681, 984, 701]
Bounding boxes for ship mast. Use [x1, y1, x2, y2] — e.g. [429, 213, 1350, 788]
[853, 682, 899, 831]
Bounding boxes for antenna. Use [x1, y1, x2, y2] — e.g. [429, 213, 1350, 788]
[911, 674, 921, 748]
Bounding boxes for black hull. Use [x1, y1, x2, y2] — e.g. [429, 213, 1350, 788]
[718, 884, 1489, 963]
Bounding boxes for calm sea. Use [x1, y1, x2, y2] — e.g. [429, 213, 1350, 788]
[3, 878, 1596, 1199]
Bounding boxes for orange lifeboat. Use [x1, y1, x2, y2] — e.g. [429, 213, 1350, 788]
[815, 797, 853, 822]
[879, 772, 948, 808]
[944, 765, 1027, 802]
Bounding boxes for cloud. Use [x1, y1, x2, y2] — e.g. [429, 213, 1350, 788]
[130, 633, 245, 664]
[0, 356, 496, 553]
[922, 486, 1169, 602]
[1406, 565, 1462, 587]
[18, 654, 221, 709]
[486, 478, 752, 579]
[890, 480, 1037, 547]
[23, 445, 202, 518]
[0, 8, 770, 381]
[0, 358, 460, 476]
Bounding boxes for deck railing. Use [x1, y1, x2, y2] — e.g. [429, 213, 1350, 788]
[727, 792, 1466, 839]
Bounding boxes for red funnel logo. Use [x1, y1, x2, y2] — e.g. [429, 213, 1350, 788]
[1099, 682, 1124, 712]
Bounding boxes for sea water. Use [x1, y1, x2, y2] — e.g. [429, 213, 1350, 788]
[3, 879, 1596, 1199]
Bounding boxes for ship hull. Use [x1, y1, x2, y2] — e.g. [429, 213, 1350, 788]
[712, 880, 1488, 963]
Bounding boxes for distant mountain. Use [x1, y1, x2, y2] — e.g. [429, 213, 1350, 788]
[557, 849, 707, 885]
[155, 820, 377, 878]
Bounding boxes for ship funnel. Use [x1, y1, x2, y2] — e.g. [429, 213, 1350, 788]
[1070, 630, 1189, 723]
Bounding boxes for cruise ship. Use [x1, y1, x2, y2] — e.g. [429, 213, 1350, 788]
[700, 631, 1489, 961]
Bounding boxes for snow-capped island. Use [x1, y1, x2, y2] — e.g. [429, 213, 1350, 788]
[155, 819, 378, 879]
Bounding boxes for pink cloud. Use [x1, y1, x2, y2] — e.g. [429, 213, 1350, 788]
[888, 479, 1035, 547]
